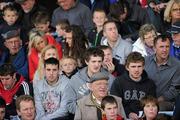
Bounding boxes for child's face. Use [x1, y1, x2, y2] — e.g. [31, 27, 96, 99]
[104, 103, 118, 120]
[56, 25, 66, 37]
[35, 23, 49, 33]
[3, 10, 18, 25]
[61, 59, 76, 75]
[93, 11, 106, 27]
[44, 48, 58, 60]
[143, 102, 158, 119]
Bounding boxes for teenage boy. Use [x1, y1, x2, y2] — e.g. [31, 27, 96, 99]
[33, 58, 70, 120]
[111, 52, 156, 120]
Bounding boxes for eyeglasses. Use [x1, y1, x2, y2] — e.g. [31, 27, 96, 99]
[144, 35, 157, 40]
[171, 8, 180, 12]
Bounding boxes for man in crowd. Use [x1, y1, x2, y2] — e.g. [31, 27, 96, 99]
[145, 35, 180, 110]
[16, 95, 36, 120]
[0, 63, 33, 119]
[74, 72, 126, 120]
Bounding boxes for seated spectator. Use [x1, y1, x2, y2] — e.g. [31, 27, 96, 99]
[111, 52, 156, 120]
[0, 64, 33, 119]
[0, 97, 6, 120]
[28, 29, 62, 81]
[99, 45, 125, 77]
[33, 58, 70, 120]
[139, 96, 159, 120]
[64, 25, 89, 68]
[88, 9, 107, 47]
[0, 29, 28, 79]
[33, 45, 60, 84]
[101, 96, 124, 120]
[60, 56, 78, 79]
[16, 95, 36, 120]
[168, 21, 180, 60]
[51, 0, 93, 35]
[133, 24, 158, 57]
[101, 20, 132, 64]
[145, 35, 180, 110]
[74, 72, 126, 120]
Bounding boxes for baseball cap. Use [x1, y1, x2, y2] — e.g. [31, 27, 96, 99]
[90, 72, 109, 83]
[1, 29, 20, 40]
[170, 21, 180, 34]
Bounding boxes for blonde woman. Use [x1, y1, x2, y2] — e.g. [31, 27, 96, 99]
[33, 45, 60, 84]
[28, 29, 62, 82]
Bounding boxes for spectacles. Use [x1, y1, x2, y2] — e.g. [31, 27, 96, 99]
[144, 35, 157, 40]
[172, 8, 180, 12]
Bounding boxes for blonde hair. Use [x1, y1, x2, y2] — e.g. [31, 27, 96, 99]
[60, 56, 77, 67]
[28, 29, 47, 55]
[164, 0, 180, 22]
[36, 45, 60, 80]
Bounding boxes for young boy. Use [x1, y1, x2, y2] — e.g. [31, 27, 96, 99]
[101, 96, 123, 120]
[110, 52, 156, 120]
[60, 56, 78, 79]
[88, 9, 107, 46]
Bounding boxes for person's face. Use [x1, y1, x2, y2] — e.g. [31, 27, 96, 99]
[44, 64, 59, 85]
[4, 37, 21, 55]
[0, 107, 5, 120]
[17, 100, 36, 120]
[144, 102, 158, 120]
[93, 11, 106, 27]
[44, 48, 58, 60]
[0, 74, 16, 90]
[126, 62, 144, 81]
[102, 48, 113, 65]
[104, 103, 118, 120]
[3, 10, 18, 25]
[65, 32, 73, 47]
[56, 25, 66, 37]
[57, 0, 75, 10]
[61, 58, 76, 75]
[154, 39, 170, 61]
[170, 3, 180, 22]
[86, 56, 103, 75]
[90, 80, 108, 99]
[35, 22, 49, 33]
[20, 0, 35, 13]
[35, 38, 46, 52]
[172, 33, 180, 46]
[143, 30, 156, 48]
[103, 22, 119, 42]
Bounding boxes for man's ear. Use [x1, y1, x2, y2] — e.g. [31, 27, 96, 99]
[17, 109, 21, 116]
[85, 60, 88, 66]
[4, 41, 7, 48]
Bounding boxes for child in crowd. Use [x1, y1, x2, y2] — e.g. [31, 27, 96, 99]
[101, 96, 124, 120]
[88, 9, 107, 47]
[54, 19, 70, 50]
[32, 11, 54, 35]
[60, 56, 78, 79]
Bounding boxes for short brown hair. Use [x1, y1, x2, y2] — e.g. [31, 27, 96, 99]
[125, 52, 145, 67]
[16, 95, 34, 110]
[101, 96, 118, 110]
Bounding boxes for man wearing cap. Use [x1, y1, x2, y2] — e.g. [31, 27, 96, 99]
[145, 35, 180, 110]
[169, 21, 180, 60]
[0, 29, 28, 79]
[74, 72, 126, 120]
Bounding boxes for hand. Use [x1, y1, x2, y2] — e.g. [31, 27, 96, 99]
[106, 62, 115, 73]
[129, 112, 139, 120]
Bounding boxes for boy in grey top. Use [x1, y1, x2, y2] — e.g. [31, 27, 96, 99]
[33, 58, 69, 120]
[145, 35, 180, 110]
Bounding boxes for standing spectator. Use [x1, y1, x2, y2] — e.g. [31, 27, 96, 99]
[145, 35, 180, 110]
[74, 72, 126, 120]
[15, 95, 36, 120]
[132, 24, 158, 57]
[51, 0, 94, 35]
[88, 9, 107, 47]
[111, 52, 156, 120]
[168, 21, 180, 60]
[33, 58, 70, 120]
[101, 20, 132, 64]
[0, 64, 33, 119]
[0, 29, 28, 79]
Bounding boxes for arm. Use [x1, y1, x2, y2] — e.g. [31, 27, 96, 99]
[74, 101, 82, 120]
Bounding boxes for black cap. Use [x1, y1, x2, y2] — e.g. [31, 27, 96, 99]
[15, 0, 27, 4]
[90, 72, 109, 83]
[1, 29, 20, 40]
[170, 22, 180, 34]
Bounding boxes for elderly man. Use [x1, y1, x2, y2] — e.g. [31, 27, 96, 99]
[51, 0, 93, 35]
[145, 35, 180, 110]
[74, 72, 126, 120]
[0, 29, 28, 79]
[0, 64, 33, 119]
